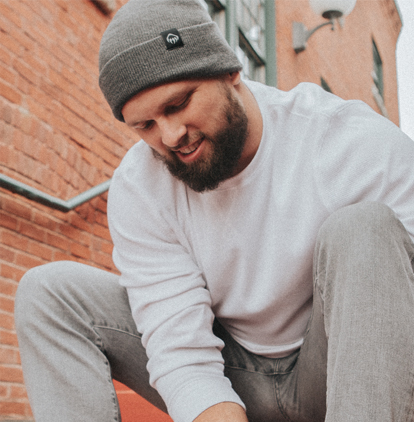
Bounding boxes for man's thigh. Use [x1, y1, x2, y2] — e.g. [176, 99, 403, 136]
[15, 261, 167, 418]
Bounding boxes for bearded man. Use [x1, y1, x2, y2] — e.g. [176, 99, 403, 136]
[15, 1, 414, 421]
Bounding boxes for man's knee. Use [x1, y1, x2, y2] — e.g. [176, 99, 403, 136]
[317, 202, 399, 246]
[15, 261, 96, 331]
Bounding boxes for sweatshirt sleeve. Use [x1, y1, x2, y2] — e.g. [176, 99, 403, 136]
[107, 147, 245, 422]
[315, 101, 414, 241]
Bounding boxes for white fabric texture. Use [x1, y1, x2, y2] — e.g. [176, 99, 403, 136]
[107, 80, 414, 422]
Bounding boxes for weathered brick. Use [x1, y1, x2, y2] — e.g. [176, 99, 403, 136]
[70, 242, 91, 260]
[18, 222, 45, 243]
[0, 400, 26, 416]
[0, 245, 15, 263]
[45, 232, 70, 252]
[0, 2, 22, 29]
[28, 242, 53, 261]
[9, 384, 28, 400]
[0, 384, 8, 398]
[0, 196, 32, 220]
[1, 231, 29, 252]
[15, 253, 44, 270]
[1, 264, 25, 283]
[0, 211, 18, 231]
[0, 81, 22, 105]
[0, 296, 14, 314]
[0, 329, 18, 348]
[0, 313, 15, 331]
[0, 278, 17, 297]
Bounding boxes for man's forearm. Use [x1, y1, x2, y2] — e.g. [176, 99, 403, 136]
[194, 402, 248, 422]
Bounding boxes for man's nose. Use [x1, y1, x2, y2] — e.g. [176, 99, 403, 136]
[158, 117, 187, 149]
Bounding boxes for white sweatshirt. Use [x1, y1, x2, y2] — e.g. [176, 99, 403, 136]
[107, 81, 414, 422]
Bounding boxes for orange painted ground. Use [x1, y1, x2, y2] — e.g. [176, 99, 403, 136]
[114, 380, 173, 422]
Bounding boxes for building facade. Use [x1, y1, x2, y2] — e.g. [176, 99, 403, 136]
[0, 0, 402, 420]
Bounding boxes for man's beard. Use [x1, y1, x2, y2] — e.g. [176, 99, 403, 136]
[152, 86, 249, 193]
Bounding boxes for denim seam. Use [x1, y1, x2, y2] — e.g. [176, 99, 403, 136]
[90, 325, 121, 421]
[273, 360, 293, 422]
[93, 324, 143, 339]
[223, 364, 294, 376]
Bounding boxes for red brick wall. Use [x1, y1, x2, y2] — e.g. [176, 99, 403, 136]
[276, 0, 401, 125]
[0, 0, 152, 419]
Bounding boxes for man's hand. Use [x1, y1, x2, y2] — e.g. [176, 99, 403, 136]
[194, 402, 248, 422]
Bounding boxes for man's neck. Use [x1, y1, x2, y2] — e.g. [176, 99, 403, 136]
[233, 81, 263, 175]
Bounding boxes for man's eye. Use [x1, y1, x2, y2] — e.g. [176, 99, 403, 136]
[135, 120, 154, 131]
[165, 94, 192, 114]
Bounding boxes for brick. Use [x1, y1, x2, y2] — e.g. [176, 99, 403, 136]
[16, 74, 30, 95]
[95, 196, 108, 214]
[70, 242, 91, 260]
[0, 313, 14, 331]
[0, 384, 8, 398]
[0, 120, 14, 146]
[11, 0, 41, 26]
[1, 263, 25, 282]
[92, 223, 111, 241]
[0, 101, 13, 124]
[0, 2, 22, 29]
[22, 51, 47, 77]
[0, 145, 9, 166]
[9, 384, 28, 400]
[28, 242, 53, 261]
[32, 211, 58, 231]
[0, 346, 20, 365]
[69, 213, 90, 232]
[18, 222, 45, 243]
[0, 29, 22, 58]
[53, 251, 75, 262]
[92, 251, 114, 270]
[0, 400, 26, 416]
[0, 62, 16, 85]
[0, 328, 19, 348]
[15, 253, 44, 269]
[0, 211, 18, 231]
[101, 241, 113, 255]
[0, 245, 15, 263]
[0, 329, 18, 347]
[0, 279, 17, 297]
[45, 232, 70, 252]
[0, 296, 14, 314]
[0, 196, 32, 220]
[0, 81, 22, 105]
[13, 58, 38, 85]
[0, 46, 12, 67]
[1, 231, 29, 252]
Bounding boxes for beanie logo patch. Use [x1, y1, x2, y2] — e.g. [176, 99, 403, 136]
[161, 28, 184, 50]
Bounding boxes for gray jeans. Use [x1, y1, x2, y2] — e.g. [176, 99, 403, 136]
[15, 202, 414, 421]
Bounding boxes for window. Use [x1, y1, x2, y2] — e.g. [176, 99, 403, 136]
[235, 0, 266, 83]
[202, 0, 276, 86]
[203, 0, 226, 35]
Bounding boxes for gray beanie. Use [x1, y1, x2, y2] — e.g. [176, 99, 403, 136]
[99, 0, 243, 122]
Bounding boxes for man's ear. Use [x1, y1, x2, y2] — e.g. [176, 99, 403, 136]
[229, 71, 241, 86]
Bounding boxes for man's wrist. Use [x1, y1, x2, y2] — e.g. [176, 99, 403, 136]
[194, 402, 248, 422]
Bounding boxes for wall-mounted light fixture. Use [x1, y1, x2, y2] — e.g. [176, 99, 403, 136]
[293, 0, 357, 53]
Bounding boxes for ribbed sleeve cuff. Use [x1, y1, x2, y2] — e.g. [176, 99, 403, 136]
[157, 373, 245, 422]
